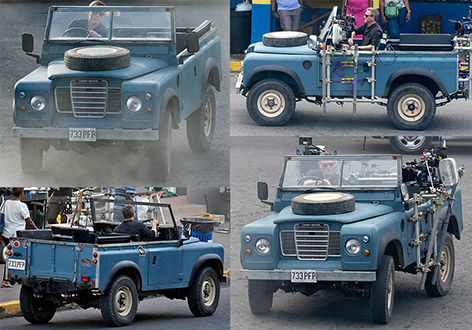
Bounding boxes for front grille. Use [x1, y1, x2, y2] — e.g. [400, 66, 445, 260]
[280, 227, 341, 259]
[55, 79, 121, 117]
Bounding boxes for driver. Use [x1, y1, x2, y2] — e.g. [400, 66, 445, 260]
[302, 152, 339, 186]
[114, 204, 159, 241]
[348, 7, 382, 50]
[67, 1, 107, 38]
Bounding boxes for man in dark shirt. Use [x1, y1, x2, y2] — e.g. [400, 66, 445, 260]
[67, 0, 108, 38]
[114, 205, 159, 241]
[349, 7, 383, 50]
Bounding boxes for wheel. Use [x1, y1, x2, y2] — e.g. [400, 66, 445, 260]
[262, 31, 308, 47]
[62, 27, 89, 38]
[100, 275, 138, 326]
[20, 285, 56, 324]
[297, 175, 324, 185]
[20, 138, 43, 174]
[247, 79, 295, 126]
[425, 233, 455, 297]
[150, 110, 172, 181]
[0, 241, 6, 264]
[186, 86, 216, 152]
[64, 46, 131, 71]
[387, 83, 436, 130]
[388, 136, 434, 154]
[248, 280, 273, 314]
[187, 266, 220, 317]
[291, 192, 355, 215]
[371, 255, 395, 324]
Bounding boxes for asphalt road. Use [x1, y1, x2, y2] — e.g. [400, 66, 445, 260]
[230, 73, 472, 137]
[230, 136, 472, 329]
[0, 0, 230, 187]
[0, 285, 230, 329]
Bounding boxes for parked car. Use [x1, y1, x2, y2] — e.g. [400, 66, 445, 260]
[13, 6, 221, 179]
[236, 6, 471, 130]
[241, 146, 463, 324]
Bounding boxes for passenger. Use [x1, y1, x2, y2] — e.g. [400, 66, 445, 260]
[379, 0, 411, 39]
[1, 187, 38, 288]
[302, 152, 339, 186]
[348, 7, 383, 50]
[113, 205, 159, 241]
[271, 0, 304, 32]
[342, 0, 373, 37]
[67, 0, 107, 38]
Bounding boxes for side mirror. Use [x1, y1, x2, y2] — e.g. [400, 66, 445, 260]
[22, 33, 34, 53]
[257, 182, 269, 201]
[439, 158, 460, 187]
[186, 32, 200, 53]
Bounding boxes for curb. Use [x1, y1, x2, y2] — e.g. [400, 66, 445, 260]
[0, 301, 21, 319]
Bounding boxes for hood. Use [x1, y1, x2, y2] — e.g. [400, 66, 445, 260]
[47, 57, 168, 80]
[273, 202, 394, 225]
[253, 42, 315, 55]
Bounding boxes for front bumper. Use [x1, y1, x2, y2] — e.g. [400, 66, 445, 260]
[241, 269, 376, 282]
[13, 127, 159, 141]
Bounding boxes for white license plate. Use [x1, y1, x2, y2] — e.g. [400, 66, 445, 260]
[235, 72, 243, 94]
[69, 128, 96, 142]
[7, 258, 26, 271]
[291, 269, 317, 283]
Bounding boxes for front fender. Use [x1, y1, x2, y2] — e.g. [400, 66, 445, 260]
[245, 64, 306, 97]
[160, 87, 180, 128]
[188, 253, 223, 287]
[377, 232, 404, 269]
[202, 57, 220, 94]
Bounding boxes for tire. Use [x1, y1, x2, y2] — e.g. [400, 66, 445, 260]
[100, 275, 138, 326]
[262, 31, 308, 47]
[187, 266, 220, 317]
[247, 79, 296, 126]
[0, 242, 6, 264]
[425, 233, 455, 297]
[64, 46, 131, 71]
[20, 285, 56, 324]
[371, 255, 395, 324]
[387, 83, 436, 130]
[187, 86, 216, 152]
[291, 192, 355, 215]
[20, 138, 43, 174]
[150, 110, 172, 181]
[388, 136, 434, 154]
[248, 280, 273, 315]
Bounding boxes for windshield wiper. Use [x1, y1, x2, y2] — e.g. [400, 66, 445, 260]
[304, 186, 337, 193]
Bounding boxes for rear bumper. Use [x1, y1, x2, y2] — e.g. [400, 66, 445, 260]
[14, 276, 95, 293]
[241, 269, 376, 282]
[13, 127, 159, 141]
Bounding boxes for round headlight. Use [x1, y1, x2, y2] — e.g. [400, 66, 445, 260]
[255, 238, 270, 254]
[345, 239, 361, 255]
[30, 95, 46, 111]
[126, 96, 142, 112]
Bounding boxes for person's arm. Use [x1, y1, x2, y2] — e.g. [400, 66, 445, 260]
[380, 0, 387, 24]
[404, 0, 411, 22]
[25, 217, 38, 230]
[271, 0, 278, 18]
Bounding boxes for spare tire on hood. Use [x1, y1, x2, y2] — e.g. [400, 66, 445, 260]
[262, 31, 308, 47]
[291, 192, 355, 215]
[64, 46, 131, 71]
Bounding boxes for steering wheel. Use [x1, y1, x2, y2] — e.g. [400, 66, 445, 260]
[319, 6, 338, 44]
[62, 27, 90, 37]
[298, 176, 325, 185]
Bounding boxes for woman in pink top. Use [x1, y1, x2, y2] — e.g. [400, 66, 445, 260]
[342, 0, 373, 38]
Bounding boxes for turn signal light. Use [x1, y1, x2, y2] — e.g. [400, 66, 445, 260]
[245, 249, 252, 256]
[364, 250, 370, 256]
[19, 106, 27, 112]
[145, 107, 152, 114]
[93, 259, 97, 264]
[7, 251, 12, 257]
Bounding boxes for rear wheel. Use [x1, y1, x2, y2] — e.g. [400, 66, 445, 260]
[187, 266, 220, 316]
[371, 255, 395, 324]
[100, 275, 138, 326]
[247, 79, 295, 126]
[20, 138, 43, 174]
[187, 86, 216, 152]
[20, 285, 56, 324]
[0, 241, 6, 264]
[425, 233, 455, 297]
[387, 83, 436, 130]
[248, 280, 273, 314]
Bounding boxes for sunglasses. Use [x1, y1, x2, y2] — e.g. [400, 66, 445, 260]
[365, 14, 374, 17]
[91, 12, 105, 17]
[321, 163, 335, 168]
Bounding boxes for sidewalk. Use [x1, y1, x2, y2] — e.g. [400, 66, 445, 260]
[0, 264, 21, 318]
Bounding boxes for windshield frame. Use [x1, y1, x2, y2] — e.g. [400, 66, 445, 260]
[45, 6, 176, 44]
[279, 154, 402, 191]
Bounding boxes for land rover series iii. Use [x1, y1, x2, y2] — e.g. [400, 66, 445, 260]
[236, 6, 471, 131]
[240, 141, 463, 324]
[5, 198, 225, 326]
[13, 6, 221, 178]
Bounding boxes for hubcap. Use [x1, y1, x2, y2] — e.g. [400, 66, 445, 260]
[201, 276, 216, 307]
[397, 94, 426, 122]
[387, 271, 394, 313]
[203, 98, 213, 137]
[257, 90, 286, 118]
[396, 136, 428, 150]
[439, 245, 451, 283]
[115, 286, 132, 316]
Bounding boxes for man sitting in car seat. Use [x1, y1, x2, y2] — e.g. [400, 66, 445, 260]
[114, 204, 159, 241]
[348, 7, 383, 50]
[67, 0, 108, 38]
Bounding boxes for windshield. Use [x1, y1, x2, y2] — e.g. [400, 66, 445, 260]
[281, 155, 400, 189]
[48, 6, 174, 42]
